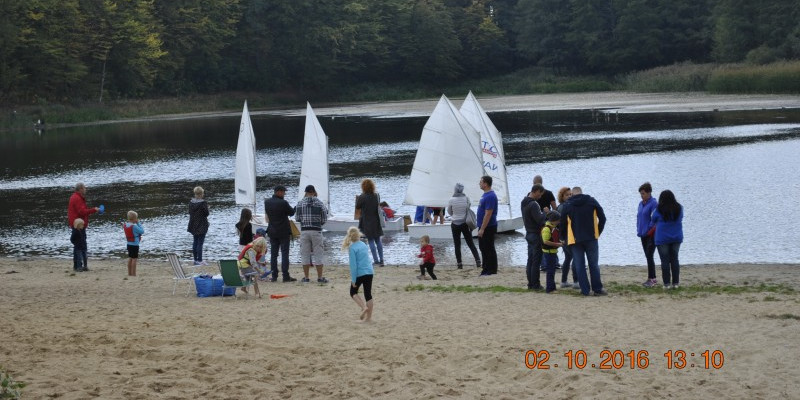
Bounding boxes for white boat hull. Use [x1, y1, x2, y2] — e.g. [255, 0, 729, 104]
[322, 215, 406, 233]
[407, 216, 523, 239]
[250, 214, 301, 237]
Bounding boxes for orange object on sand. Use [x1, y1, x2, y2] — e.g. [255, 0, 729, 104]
[270, 294, 289, 299]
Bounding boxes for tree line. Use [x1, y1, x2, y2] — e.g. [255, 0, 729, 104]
[1, 0, 798, 104]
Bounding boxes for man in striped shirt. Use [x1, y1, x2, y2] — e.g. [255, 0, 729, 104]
[295, 185, 329, 283]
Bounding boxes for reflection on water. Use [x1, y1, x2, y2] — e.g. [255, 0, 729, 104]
[1, 109, 799, 267]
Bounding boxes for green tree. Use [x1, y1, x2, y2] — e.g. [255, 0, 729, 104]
[153, 0, 241, 94]
[566, 0, 616, 73]
[395, 0, 463, 83]
[610, 0, 664, 72]
[712, 0, 758, 62]
[16, 0, 88, 100]
[514, 0, 577, 73]
[657, 0, 713, 63]
[0, 1, 25, 100]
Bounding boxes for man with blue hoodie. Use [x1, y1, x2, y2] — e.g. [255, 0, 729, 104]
[560, 187, 607, 296]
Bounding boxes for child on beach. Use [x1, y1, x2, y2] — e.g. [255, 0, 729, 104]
[416, 235, 437, 280]
[379, 201, 395, 219]
[71, 218, 88, 272]
[342, 227, 374, 322]
[123, 211, 144, 277]
[237, 237, 267, 298]
[541, 211, 562, 293]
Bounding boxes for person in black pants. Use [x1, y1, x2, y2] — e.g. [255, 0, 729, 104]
[477, 176, 498, 276]
[522, 184, 546, 290]
[264, 185, 297, 282]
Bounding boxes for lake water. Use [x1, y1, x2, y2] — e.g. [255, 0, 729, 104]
[1, 107, 799, 267]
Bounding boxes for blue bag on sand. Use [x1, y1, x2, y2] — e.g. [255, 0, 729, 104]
[212, 278, 236, 296]
[195, 276, 214, 297]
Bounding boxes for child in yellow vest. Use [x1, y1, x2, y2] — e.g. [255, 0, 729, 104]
[541, 211, 562, 293]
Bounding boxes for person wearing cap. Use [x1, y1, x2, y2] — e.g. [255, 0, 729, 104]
[264, 185, 297, 282]
[521, 184, 546, 290]
[541, 210, 562, 293]
[295, 184, 329, 283]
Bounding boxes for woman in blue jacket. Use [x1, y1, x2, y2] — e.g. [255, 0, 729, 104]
[650, 190, 684, 289]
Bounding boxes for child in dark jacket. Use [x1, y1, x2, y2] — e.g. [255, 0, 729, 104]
[71, 218, 88, 272]
[416, 235, 437, 280]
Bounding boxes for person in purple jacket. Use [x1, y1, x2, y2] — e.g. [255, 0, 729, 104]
[637, 182, 659, 287]
[649, 190, 684, 289]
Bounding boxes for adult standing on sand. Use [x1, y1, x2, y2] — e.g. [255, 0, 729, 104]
[67, 182, 99, 270]
[477, 175, 498, 276]
[343, 226, 374, 322]
[187, 186, 210, 266]
[559, 187, 607, 296]
[355, 178, 385, 266]
[447, 183, 481, 269]
[295, 185, 329, 283]
[265, 185, 297, 282]
[521, 184, 546, 290]
[637, 182, 658, 288]
[532, 175, 557, 212]
[650, 190, 684, 289]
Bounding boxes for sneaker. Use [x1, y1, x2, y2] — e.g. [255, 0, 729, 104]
[199, 260, 209, 266]
[572, 283, 581, 289]
[593, 290, 608, 296]
[317, 277, 329, 284]
[283, 277, 297, 283]
[663, 284, 671, 289]
[457, 263, 463, 269]
[560, 282, 571, 288]
[300, 278, 311, 283]
[193, 261, 202, 266]
[268, 276, 278, 282]
[528, 285, 544, 291]
[672, 284, 680, 289]
[642, 279, 657, 288]
[379, 262, 385, 267]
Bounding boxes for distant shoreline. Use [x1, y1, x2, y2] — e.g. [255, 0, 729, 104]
[20, 92, 800, 131]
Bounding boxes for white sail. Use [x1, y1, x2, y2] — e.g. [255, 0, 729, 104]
[404, 95, 485, 207]
[298, 102, 330, 207]
[460, 91, 510, 205]
[235, 101, 257, 206]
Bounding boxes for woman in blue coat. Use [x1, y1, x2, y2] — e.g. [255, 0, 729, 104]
[650, 190, 684, 289]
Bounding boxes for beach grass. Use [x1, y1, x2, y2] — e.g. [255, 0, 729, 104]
[764, 313, 800, 320]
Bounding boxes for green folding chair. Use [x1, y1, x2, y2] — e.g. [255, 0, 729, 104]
[218, 259, 254, 300]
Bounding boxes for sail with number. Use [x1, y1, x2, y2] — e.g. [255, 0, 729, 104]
[459, 91, 510, 206]
[298, 103, 330, 207]
[234, 101, 257, 207]
[403, 95, 485, 207]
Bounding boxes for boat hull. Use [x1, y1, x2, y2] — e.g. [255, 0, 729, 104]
[322, 215, 406, 233]
[407, 216, 523, 239]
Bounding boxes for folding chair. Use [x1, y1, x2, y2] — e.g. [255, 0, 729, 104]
[218, 259, 255, 300]
[167, 253, 203, 295]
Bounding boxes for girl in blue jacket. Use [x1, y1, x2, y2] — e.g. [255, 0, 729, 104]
[650, 190, 684, 289]
[342, 227, 375, 322]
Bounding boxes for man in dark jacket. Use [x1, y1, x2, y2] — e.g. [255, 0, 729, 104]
[559, 187, 607, 296]
[521, 184, 546, 290]
[264, 185, 297, 282]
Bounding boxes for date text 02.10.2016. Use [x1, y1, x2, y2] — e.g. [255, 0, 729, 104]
[524, 349, 725, 370]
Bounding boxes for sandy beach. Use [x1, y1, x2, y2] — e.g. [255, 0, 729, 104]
[1, 257, 798, 399]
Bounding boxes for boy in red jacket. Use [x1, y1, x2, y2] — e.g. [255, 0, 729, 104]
[416, 235, 437, 280]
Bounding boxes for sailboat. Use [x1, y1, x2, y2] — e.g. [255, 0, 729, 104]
[234, 101, 267, 232]
[234, 101, 298, 235]
[404, 95, 487, 239]
[299, 103, 405, 232]
[459, 91, 523, 233]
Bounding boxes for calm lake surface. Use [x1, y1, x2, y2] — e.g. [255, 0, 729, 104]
[2, 106, 799, 267]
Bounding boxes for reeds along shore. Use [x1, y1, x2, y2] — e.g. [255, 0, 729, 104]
[1, 258, 798, 399]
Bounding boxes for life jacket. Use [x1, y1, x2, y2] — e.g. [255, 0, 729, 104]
[238, 243, 254, 260]
[123, 223, 135, 242]
[542, 224, 560, 250]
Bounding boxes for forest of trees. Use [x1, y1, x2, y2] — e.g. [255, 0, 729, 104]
[1, 0, 798, 104]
